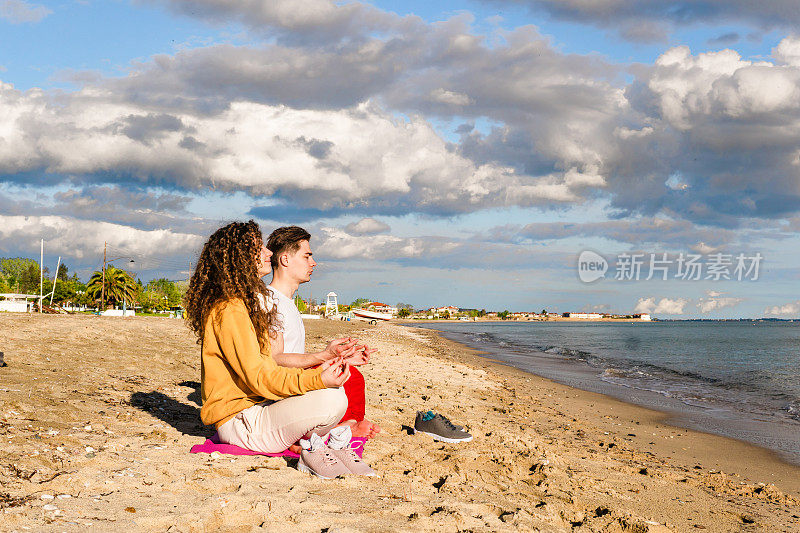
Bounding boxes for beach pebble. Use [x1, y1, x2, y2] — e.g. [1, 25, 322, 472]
[57, 494, 71, 499]
[42, 504, 58, 511]
[84, 425, 92, 431]
[210, 451, 222, 459]
[85, 446, 95, 453]
[40, 494, 54, 500]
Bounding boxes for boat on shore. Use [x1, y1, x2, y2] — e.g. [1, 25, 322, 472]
[351, 308, 392, 323]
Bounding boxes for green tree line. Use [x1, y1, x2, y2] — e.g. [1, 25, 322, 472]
[0, 257, 187, 312]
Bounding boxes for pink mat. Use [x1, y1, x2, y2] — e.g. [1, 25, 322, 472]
[190, 433, 367, 458]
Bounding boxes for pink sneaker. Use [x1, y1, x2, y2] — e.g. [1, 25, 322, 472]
[297, 433, 349, 479]
[327, 426, 377, 477]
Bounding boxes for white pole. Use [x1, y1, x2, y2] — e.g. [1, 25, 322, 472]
[101, 241, 107, 312]
[39, 238, 43, 313]
[50, 256, 61, 306]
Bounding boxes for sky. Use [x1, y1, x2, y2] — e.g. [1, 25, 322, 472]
[1, 0, 800, 318]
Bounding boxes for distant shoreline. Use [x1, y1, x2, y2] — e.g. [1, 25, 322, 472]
[397, 317, 798, 323]
[398, 317, 653, 323]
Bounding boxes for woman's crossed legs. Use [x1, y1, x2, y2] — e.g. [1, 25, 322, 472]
[218, 388, 347, 453]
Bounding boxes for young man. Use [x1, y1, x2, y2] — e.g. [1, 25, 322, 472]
[266, 226, 380, 439]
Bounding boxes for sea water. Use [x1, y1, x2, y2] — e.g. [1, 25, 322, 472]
[410, 320, 800, 464]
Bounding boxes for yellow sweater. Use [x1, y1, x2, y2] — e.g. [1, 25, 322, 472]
[200, 298, 325, 428]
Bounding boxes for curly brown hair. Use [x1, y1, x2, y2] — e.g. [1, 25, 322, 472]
[184, 220, 277, 351]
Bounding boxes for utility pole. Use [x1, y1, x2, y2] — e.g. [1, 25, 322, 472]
[101, 241, 107, 312]
[39, 238, 43, 314]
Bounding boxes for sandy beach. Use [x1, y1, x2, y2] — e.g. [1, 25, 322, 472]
[1, 313, 799, 532]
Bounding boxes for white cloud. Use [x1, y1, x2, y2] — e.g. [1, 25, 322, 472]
[145, 0, 402, 44]
[74, 3, 800, 229]
[316, 227, 458, 261]
[505, 216, 736, 248]
[344, 218, 390, 236]
[611, 36, 800, 222]
[764, 301, 800, 316]
[429, 88, 472, 106]
[1, 0, 800, 276]
[644, 39, 800, 130]
[480, 1, 800, 42]
[0, 82, 598, 213]
[152, 0, 800, 47]
[614, 125, 654, 140]
[0, 215, 203, 260]
[697, 290, 743, 313]
[0, 0, 50, 23]
[633, 297, 656, 314]
[634, 296, 689, 315]
[689, 242, 719, 255]
[774, 37, 800, 67]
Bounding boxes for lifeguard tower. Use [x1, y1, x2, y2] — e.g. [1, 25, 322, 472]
[325, 292, 339, 318]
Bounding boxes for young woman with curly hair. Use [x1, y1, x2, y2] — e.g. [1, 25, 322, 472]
[184, 220, 351, 456]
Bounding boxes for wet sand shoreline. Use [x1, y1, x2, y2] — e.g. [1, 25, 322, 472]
[406, 322, 800, 474]
[408, 325, 800, 496]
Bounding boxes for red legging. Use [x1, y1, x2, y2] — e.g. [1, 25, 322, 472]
[340, 366, 365, 423]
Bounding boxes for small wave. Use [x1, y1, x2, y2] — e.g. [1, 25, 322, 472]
[541, 345, 592, 360]
[786, 401, 800, 421]
[602, 367, 628, 378]
[612, 361, 720, 386]
[466, 331, 497, 343]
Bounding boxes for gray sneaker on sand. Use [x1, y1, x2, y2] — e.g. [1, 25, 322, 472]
[327, 426, 377, 476]
[415, 410, 465, 431]
[297, 433, 350, 479]
[414, 411, 472, 443]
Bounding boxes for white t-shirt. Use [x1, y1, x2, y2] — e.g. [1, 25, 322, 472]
[265, 286, 305, 353]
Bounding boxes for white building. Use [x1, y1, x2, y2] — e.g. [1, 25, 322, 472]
[0, 294, 36, 313]
[563, 312, 603, 319]
[100, 309, 136, 317]
[366, 302, 398, 315]
[430, 306, 459, 316]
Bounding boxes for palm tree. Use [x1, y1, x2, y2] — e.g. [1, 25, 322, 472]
[86, 267, 136, 309]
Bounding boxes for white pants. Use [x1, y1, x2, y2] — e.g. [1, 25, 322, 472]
[217, 388, 347, 453]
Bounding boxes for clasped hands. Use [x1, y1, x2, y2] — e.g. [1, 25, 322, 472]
[319, 337, 377, 388]
[323, 336, 377, 366]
